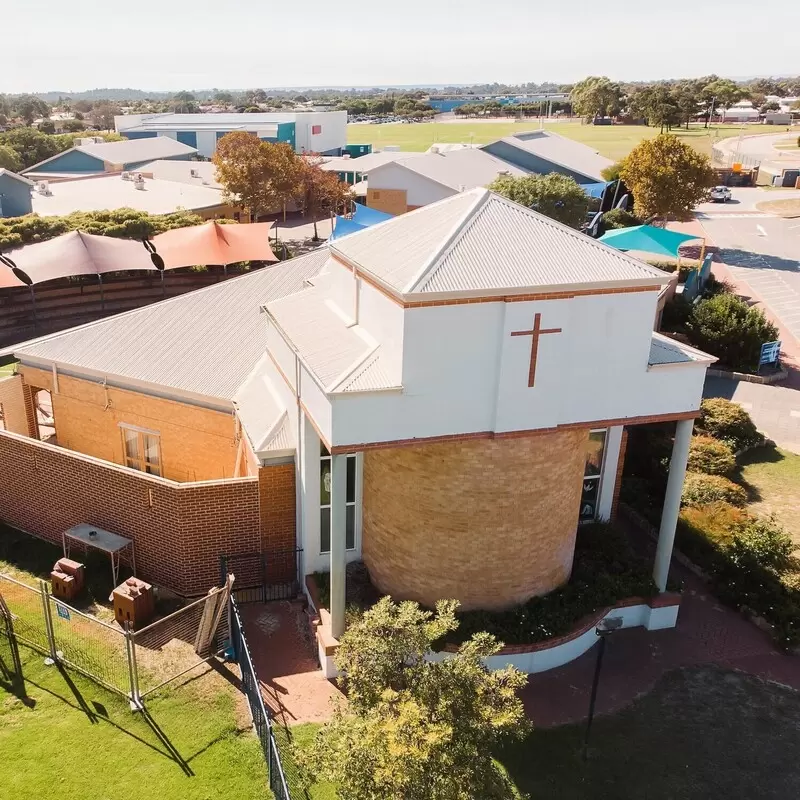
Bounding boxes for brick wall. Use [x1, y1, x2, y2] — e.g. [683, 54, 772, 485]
[611, 428, 629, 521]
[0, 375, 30, 435]
[20, 367, 238, 482]
[0, 429, 260, 596]
[362, 429, 588, 611]
[258, 464, 297, 582]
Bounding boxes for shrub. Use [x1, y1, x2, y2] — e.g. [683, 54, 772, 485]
[602, 208, 641, 230]
[697, 397, 761, 452]
[687, 435, 736, 476]
[686, 292, 779, 372]
[727, 516, 795, 574]
[681, 472, 747, 507]
[661, 294, 693, 332]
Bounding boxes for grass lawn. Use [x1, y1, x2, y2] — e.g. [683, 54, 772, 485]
[0, 362, 16, 378]
[346, 122, 772, 161]
[0, 645, 268, 800]
[739, 447, 800, 544]
[280, 667, 800, 800]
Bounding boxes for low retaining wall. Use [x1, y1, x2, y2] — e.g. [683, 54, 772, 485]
[305, 575, 681, 679]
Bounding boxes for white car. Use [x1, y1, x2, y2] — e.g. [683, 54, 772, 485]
[710, 186, 732, 203]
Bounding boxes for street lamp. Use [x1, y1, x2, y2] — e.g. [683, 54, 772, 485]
[582, 615, 623, 761]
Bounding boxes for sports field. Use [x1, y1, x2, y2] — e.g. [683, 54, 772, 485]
[346, 121, 771, 161]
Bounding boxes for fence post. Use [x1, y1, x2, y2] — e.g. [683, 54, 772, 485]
[124, 622, 142, 712]
[39, 580, 58, 664]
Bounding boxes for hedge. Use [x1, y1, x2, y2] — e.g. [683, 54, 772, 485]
[681, 472, 747, 507]
[697, 397, 761, 452]
[687, 435, 736, 476]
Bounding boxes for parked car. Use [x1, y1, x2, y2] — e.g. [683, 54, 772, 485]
[710, 186, 732, 203]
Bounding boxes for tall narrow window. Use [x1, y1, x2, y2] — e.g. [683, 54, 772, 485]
[580, 429, 607, 522]
[320, 443, 356, 554]
[121, 424, 162, 477]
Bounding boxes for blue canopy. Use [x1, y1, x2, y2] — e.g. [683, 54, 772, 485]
[582, 181, 610, 199]
[597, 225, 700, 258]
[329, 203, 395, 241]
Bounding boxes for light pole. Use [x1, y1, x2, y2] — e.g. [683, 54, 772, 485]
[582, 616, 623, 761]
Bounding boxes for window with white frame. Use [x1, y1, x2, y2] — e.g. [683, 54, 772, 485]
[120, 424, 162, 477]
[580, 429, 607, 522]
[320, 443, 356, 554]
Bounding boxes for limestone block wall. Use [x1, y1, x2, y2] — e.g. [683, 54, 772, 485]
[362, 429, 589, 611]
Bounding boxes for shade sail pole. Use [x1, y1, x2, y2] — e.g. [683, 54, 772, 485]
[29, 285, 38, 332]
[97, 274, 105, 312]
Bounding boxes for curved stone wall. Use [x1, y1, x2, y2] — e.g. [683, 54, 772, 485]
[361, 429, 589, 611]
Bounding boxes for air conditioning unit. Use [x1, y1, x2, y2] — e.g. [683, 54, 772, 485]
[36, 181, 52, 196]
[121, 171, 132, 180]
[133, 173, 145, 190]
[190, 168, 199, 178]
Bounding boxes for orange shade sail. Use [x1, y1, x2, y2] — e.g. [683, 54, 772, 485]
[151, 221, 278, 268]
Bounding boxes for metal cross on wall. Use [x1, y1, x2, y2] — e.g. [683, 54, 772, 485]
[510, 312, 562, 387]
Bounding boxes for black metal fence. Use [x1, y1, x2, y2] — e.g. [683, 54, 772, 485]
[229, 597, 293, 800]
[221, 548, 303, 604]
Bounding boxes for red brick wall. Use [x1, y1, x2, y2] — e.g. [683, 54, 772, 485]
[259, 464, 297, 582]
[0, 429, 260, 596]
[611, 429, 629, 521]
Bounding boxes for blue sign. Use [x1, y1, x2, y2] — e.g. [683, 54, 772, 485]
[56, 603, 71, 621]
[760, 340, 781, 367]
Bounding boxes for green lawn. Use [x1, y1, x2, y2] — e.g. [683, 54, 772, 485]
[280, 667, 800, 799]
[0, 362, 16, 378]
[347, 122, 772, 161]
[740, 447, 800, 544]
[0, 646, 268, 800]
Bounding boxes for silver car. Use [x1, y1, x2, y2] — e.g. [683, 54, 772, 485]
[710, 186, 732, 203]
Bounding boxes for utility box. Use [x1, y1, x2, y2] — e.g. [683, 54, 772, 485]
[50, 558, 85, 601]
[113, 577, 155, 629]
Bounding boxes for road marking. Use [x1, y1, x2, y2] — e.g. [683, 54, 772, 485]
[756, 224, 768, 237]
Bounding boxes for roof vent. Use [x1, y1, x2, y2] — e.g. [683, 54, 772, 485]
[430, 145, 439, 154]
[121, 171, 132, 180]
[458, 184, 466, 192]
[133, 173, 145, 190]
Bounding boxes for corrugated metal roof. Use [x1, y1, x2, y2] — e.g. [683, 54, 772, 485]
[329, 191, 481, 293]
[420, 192, 667, 294]
[386, 148, 528, 191]
[320, 150, 425, 174]
[78, 137, 197, 164]
[489, 131, 613, 182]
[648, 333, 716, 366]
[334, 349, 398, 393]
[15, 248, 330, 400]
[0, 168, 34, 186]
[233, 357, 285, 450]
[262, 414, 293, 452]
[266, 283, 376, 390]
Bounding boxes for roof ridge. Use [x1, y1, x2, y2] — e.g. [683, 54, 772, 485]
[404, 188, 490, 292]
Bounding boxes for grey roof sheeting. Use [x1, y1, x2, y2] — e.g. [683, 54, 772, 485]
[648, 333, 716, 366]
[14, 247, 330, 401]
[332, 188, 668, 297]
[487, 131, 613, 182]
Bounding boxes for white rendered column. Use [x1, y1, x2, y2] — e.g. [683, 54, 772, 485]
[330, 453, 347, 639]
[653, 419, 694, 592]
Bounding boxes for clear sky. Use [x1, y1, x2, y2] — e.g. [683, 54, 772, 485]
[3, 0, 797, 93]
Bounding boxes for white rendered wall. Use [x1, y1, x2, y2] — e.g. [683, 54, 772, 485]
[367, 163, 456, 207]
[597, 426, 623, 521]
[329, 291, 707, 449]
[196, 131, 217, 158]
[295, 112, 347, 154]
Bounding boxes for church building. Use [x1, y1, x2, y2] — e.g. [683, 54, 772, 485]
[0, 189, 713, 669]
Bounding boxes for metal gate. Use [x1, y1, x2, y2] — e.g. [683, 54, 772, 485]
[220, 548, 303, 603]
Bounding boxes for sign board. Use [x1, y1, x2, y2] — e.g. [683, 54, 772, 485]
[56, 603, 71, 621]
[759, 340, 781, 367]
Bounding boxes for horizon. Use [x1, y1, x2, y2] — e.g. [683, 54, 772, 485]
[3, 0, 797, 95]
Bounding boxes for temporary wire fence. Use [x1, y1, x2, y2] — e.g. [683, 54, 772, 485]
[230, 596, 293, 800]
[0, 572, 232, 705]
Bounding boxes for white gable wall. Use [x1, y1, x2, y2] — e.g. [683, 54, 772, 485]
[368, 163, 456, 207]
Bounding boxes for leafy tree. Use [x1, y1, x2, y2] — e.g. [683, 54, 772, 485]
[296, 155, 353, 239]
[297, 597, 528, 800]
[686, 292, 779, 372]
[600, 161, 624, 181]
[761, 101, 781, 114]
[619, 134, 715, 220]
[243, 88, 267, 106]
[12, 94, 50, 125]
[213, 132, 304, 220]
[489, 172, 589, 228]
[0, 208, 205, 249]
[602, 208, 641, 230]
[672, 80, 703, 129]
[704, 78, 746, 117]
[89, 102, 121, 130]
[569, 76, 623, 120]
[0, 127, 62, 168]
[212, 90, 234, 105]
[73, 99, 93, 113]
[38, 119, 56, 134]
[0, 145, 23, 172]
[61, 118, 86, 132]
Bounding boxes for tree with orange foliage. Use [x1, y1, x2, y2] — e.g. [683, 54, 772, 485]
[296, 153, 354, 240]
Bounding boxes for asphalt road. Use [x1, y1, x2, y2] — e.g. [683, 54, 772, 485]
[696, 193, 800, 340]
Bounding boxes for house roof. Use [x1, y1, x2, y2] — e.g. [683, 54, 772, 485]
[23, 138, 198, 175]
[0, 168, 34, 187]
[135, 159, 221, 189]
[320, 150, 425, 174]
[29, 174, 225, 216]
[330, 188, 668, 297]
[648, 333, 717, 367]
[233, 355, 287, 452]
[485, 131, 613, 183]
[376, 148, 528, 192]
[12, 248, 330, 401]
